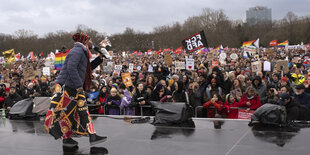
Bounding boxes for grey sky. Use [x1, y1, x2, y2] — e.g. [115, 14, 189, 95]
[0, 0, 309, 36]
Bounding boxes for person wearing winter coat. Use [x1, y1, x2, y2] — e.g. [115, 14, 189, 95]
[277, 93, 310, 122]
[293, 84, 310, 108]
[131, 83, 151, 116]
[203, 94, 225, 118]
[234, 87, 262, 111]
[105, 87, 121, 115]
[252, 76, 267, 104]
[4, 86, 23, 111]
[224, 94, 239, 119]
[96, 85, 109, 114]
[188, 82, 202, 109]
[120, 88, 134, 115]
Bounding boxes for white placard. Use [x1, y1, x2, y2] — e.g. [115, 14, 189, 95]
[186, 58, 195, 70]
[129, 63, 134, 73]
[137, 66, 141, 71]
[114, 65, 122, 71]
[148, 65, 153, 72]
[42, 67, 50, 76]
[263, 61, 271, 72]
[175, 61, 186, 70]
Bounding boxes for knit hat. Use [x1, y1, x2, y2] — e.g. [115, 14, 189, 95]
[280, 77, 289, 83]
[211, 78, 217, 83]
[295, 84, 305, 90]
[4, 88, 9, 92]
[72, 33, 90, 44]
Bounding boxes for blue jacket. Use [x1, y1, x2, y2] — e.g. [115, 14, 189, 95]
[294, 92, 310, 108]
[56, 42, 102, 89]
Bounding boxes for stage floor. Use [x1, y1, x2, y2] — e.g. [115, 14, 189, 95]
[0, 116, 309, 155]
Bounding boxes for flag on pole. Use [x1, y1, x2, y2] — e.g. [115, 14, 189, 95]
[54, 49, 70, 70]
[269, 40, 277, 46]
[2, 49, 15, 63]
[215, 45, 224, 52]
[241, 40, 255, 47]
[277, 40, 289, 47]
[253, 38, 259, 48]
[173, 47, 183, 54]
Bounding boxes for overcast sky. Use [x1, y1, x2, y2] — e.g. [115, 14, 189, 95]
[0, 0, 309, 37]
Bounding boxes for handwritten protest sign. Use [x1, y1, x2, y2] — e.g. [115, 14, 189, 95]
[175, 61, 185, 70]
[121, 73, 133, 87]
[251, 61, 262, 73]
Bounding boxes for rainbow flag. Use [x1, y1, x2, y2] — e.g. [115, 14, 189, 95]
[241, 40, 255, 47]
[215, 45, 223, 52]
[277, 40, 289, 47]
[54, 49, 70, 70]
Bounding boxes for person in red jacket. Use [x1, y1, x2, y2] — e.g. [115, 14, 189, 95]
[234, 87, 262, 112]
[203, 94, 224, 118]
[224, 94, 239, 119]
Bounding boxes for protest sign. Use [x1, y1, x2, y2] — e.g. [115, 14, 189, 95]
[274, 60, 289, 73]
[186, 58, 194, 70]
[263, 61, 271, 72]
[182, 31, 208, 52]
[34, 70, 42, 77]
[23, 67, 35, 80]
[114, 65, 122, 71]
[238, 109, 255, 120]
[164, 54, 173, 66]
[230, 53, 238, 60]
[251, 61, 262, 73]
[129, 63, 134, 73]
[42, 67, 51, 76]
[148, 65, 153, 72]
[175, 61, 185, 70]
[121, 73, 133, 87]
[212, 61, 219, 68]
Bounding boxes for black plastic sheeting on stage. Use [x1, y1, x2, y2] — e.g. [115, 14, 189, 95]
[0, 117, 310, 155]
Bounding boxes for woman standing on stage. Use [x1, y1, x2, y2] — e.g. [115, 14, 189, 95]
[45, 33, 109, 147]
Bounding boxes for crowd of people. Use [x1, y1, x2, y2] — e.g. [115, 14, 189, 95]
[1, 47, 310, 122]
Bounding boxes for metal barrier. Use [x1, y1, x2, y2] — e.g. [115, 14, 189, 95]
[140, 105, 152, 116]
[194, 106, 246, 118]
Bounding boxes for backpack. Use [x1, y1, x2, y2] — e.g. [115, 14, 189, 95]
[249, 103, 287, 127]
[8, 98, 38, 120]
[151, 101, 194, 126]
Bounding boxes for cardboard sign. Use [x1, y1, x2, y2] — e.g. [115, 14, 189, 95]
[207, 51, 214, 60]
[164, 54, 173, 66]
[42, 67, 50, 76]
[186, 58, 195, 70]
[34, 70, 42, 77]
[23, 67, 35, 81]
[175, 61, 185, 70]
[251, 61, 262, 73]
[274, 60, 289, 73]
[182, 31, 208, 52]
[238, 109, 255, 120]
[121, 73, 133, 87]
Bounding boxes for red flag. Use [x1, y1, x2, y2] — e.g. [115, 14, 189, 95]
[147, 49, 151, 54]
[269, 40, 277, 46]
[174, 47, 183, 54]
[40, 52, 44, 56]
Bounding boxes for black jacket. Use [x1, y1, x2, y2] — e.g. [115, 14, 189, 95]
[285, 98, 310, 122]
[4, 93, 23, 108]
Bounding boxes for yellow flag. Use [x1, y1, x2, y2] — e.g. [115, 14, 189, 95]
[2, 49, 15, 63]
